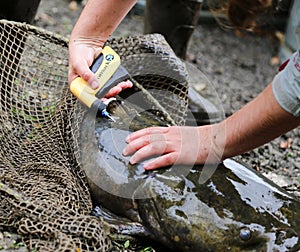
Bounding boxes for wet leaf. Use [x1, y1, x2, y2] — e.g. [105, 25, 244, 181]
[124, 240, 130, 249]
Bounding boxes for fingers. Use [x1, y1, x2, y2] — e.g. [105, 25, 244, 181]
[105, 80, 133, 98]
[80, 69, 100, 90]
[123, 127, 177, 169]
[68, 44, 102, 89]
[124, 137, 179, 170]
[143, 153, 178, 170]
[123, 132, 166, 156]
[118, 79, 133, 89]
[127, 138, 168, 165]
[122, 126, 203, 170]
[69, 40, 133, 94]
[125, 127, 168, 142]
[69, 67, 99, 90]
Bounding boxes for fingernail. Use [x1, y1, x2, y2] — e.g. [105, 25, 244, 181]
[144, 163, 151, 170]
[129, 157, 136, 165]
[91, 81, 99, 89]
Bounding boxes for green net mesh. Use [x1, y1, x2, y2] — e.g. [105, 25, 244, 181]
[0, 20, 191, 251]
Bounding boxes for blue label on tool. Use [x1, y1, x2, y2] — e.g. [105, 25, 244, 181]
[105, 54, 114, 61]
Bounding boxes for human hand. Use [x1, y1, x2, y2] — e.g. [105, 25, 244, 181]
[122, 125, 223, 170]
[68, 38, 104, 89]
[68, 38, 133, 97]
[103, 80, 133, 99]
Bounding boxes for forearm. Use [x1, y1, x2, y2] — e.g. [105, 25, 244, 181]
[221, 83, 300, 159]
[68, 0, 136, 86]
[70, 0, 137, 46]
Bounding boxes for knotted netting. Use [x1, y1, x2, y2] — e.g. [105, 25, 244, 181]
[0, 20, 190, 251]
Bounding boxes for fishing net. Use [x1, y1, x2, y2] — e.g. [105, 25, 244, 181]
[0, 19, 195, 251]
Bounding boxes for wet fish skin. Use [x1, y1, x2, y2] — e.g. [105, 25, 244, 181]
[82, 101, 300, 252]
[136, 159, 300, 251]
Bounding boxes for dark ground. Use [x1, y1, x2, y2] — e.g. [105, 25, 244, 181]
[0, 0, 299, 250]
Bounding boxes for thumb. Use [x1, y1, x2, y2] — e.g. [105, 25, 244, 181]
[70, 61, 99, 90]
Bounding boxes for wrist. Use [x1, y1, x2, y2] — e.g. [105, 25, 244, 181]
[69, 35, 106, 51]
[196, 124, 226, 164]
[69, 0, 137, 49]
[210, 122, 227, 162]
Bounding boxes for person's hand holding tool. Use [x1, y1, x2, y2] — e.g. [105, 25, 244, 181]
[68, 38, 103, 90]
[68, 0, 136, 97]
[69, 46, 133, 120]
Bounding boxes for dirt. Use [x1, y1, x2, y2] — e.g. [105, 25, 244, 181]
[0, 0, 299, 251]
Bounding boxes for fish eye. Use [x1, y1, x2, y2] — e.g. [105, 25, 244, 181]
[240, 228, 252, 241]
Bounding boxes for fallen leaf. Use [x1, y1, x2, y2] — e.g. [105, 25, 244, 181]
[69, 1, 78, 11]
[274, 31, 285, 45]
[270, 55, 280, 66]
[280, 137, 292, 149]
[37, 13, 56, 25]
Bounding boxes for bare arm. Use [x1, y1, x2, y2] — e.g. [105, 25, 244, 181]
[123, 82, 300, 170]
[68, 0, 136, 89]
[220, 82, 300, 159]
[70, 0, 137, 45]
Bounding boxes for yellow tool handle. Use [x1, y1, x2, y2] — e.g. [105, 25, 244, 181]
[70, 46, 121, 108]
[69, 77, 98, 108]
